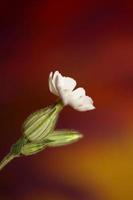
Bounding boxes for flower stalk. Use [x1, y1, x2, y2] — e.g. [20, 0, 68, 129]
[0, 136, 27, 171]
[0, 153, 18, 171]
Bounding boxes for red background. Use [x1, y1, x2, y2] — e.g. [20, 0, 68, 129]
[0, 1, 133, 200]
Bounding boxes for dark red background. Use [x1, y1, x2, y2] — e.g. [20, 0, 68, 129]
[0, 1, 133, 200]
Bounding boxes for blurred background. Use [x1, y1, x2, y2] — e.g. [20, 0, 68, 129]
[0, 0, 133, 200]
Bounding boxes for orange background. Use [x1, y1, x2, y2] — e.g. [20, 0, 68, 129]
[0, 1, 133, 200]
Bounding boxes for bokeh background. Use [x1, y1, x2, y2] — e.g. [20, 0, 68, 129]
[0, 1, 133, 200]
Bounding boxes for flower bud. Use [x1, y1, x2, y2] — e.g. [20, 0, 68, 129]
[46, 130, 83, 147]
[22, 102, 63, 142]
[21, 142, 46, 156]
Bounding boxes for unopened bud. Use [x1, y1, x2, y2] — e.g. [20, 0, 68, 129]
[46, 130, 83, 147]
[21, 142, 46, 156]
[23, 102, 63, 142]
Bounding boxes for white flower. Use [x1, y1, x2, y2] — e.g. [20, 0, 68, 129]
[49, 71, 95, 111]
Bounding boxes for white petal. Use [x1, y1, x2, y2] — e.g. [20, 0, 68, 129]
[52, 71, 61, 95]
[78, 96, 95, 111]
[49, 71, 76, 103]
[56, 75, 71, 105]
[49, 72, 55, 94]
[60, 91, 71, 105]
[70, 87, 85, 99]
[65, 88, 85, 108]
[52, 71, 60, 85]
[57, 76, 76, 91]
[48, 71, 59, 96]
[77, 103, 95, 111]
[63, 77, 76, 91]
[68, 95, 95, 111]
[75, 105, 95, 111]
[48, 70, 95, 111]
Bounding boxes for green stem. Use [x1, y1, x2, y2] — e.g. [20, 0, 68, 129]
[0, 152, 18, 171]
[0, 137, 27, 171]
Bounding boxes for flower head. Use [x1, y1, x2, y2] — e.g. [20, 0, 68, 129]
[49, 71, 95, 111]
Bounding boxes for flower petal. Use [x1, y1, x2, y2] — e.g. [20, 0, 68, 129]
[70, 87, 86, 99]
[49, 72, 54, 93]
[48, 70, 95, 111]
[68, 95, 95, 111]
[56, 75, 71, 105]
[77, 96, 95, 111]
[62, 77, 76, 91]
[49, 71, 59, 96]
[56, 73, 76, 91]
[64, 87, 86, 108]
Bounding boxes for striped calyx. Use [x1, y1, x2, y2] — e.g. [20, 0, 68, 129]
[21, 130, 83, 156]
[46, 130, 83, 147]
[21, 142, 47, 156]
[22, 102, 63, 143]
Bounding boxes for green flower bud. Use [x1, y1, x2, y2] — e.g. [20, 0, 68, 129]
[46, 130, 83, 147]
[21, 142, 46, 156]
[22, 102, 63, 143]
